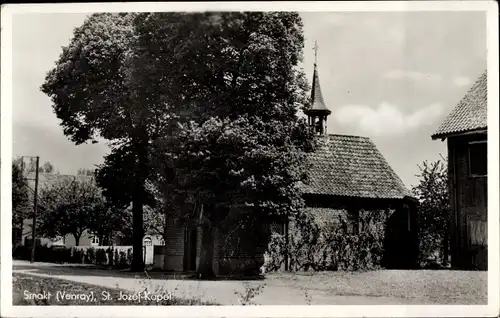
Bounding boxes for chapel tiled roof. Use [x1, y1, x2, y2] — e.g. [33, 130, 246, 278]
[301, 134, 412, 199]
[432, 70, 487, 139]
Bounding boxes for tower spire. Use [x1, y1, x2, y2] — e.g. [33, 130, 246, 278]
[304, 41, 331, 136]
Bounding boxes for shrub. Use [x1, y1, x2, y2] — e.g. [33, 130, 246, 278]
[96, 248, 108, 265]
[114, 249, 120, 266]
[263, 233, 286, 272]
[107, 247, 114, 266]
[126, 248, 133, 266]
[71, 248, 84, 264]
[85, 247, 96, 264]
[51, 246, 71, 263]
[12, 245, 31, 261]
[12, 245, 74, 263]
[34, 245, 53, 262]
[117, 250, 128, 268]
[265, 209, 389, 272]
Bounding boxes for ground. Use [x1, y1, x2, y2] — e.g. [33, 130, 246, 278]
[12, 260, 487, 305]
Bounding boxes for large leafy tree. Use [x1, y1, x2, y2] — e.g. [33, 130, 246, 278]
[137, 12, 316, 277]
[37, 176, 125, 246]
[86, 197, 128, 246]
[37, 177, 99, 246]
[40, 13, 160, 270]
[41, 12, 316, 275]
[412, 158, 450, 265]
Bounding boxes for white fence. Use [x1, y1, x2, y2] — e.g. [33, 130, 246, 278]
[72, 245, 155, 265]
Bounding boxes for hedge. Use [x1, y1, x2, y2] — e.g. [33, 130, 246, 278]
[12, 245, 133, 268]
[264, 209, 389, 272]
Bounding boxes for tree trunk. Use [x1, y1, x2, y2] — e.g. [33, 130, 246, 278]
[131, 198, 144, 271]
[74, 234, 81, 247]
[131, 132, 148, 272]
[197, 224, 215, 279]
[17, 216, 24, 246]
[163, 216, 169, 271]
[443, 228, 450, 266]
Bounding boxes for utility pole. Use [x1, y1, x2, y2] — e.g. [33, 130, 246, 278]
[31, 156, 40, 263]
[21, 156, 40, 263]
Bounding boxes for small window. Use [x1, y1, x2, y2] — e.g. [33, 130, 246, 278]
[469, 141, 487, 177]
[468, 219, 487, 247]
[143, 237, 152, 246]
[91, 236, 99, 244]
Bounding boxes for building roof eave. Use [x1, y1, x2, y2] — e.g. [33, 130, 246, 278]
[431, 127, 488, 141]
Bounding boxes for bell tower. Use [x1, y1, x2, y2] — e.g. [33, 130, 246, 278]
[304, 41, 331, 136]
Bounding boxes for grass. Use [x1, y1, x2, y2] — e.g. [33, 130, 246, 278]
[267, 269, 488, 304]
[13, 273, 218, 306]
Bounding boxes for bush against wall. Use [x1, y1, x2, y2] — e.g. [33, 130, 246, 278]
[264, 209, 390, 272]
[96, 248, 107, 265]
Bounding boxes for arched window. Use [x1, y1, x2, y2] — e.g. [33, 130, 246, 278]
[143, 237, 152, 246]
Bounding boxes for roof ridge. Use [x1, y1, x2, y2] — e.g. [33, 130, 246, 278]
[326, 133, 371, 140]
[39, 173, 94, 179]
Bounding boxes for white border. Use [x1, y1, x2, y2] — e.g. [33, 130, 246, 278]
[1, 2, 499, 317]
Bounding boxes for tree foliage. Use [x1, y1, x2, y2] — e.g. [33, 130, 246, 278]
[37, 176, 124, 246]
[12, 159, 30, 245]
[39, 161, 55, 174]
[412, 158, 450, 264]
[41, 12, 315, 275]
[41, 13, 150, 269]
[143, 12, 316, 277]
[264, 210, 388, 272]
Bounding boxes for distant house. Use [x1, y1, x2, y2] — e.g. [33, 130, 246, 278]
[158, 62, 419, 274]
[432, 70, 487, 270]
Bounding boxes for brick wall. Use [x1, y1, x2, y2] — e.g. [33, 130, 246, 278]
[213, 222, 268, 275]
[161, 220, 185, 271]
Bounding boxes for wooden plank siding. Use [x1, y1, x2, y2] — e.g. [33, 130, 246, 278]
[448, 133, 487, 270]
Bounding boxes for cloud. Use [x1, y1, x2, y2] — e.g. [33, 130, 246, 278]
[335, 102, 443, 136]
[452, 76, 472, 87]
[382, 69, 442, 83]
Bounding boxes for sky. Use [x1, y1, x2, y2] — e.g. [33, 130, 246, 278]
[11, 11, 487, 188]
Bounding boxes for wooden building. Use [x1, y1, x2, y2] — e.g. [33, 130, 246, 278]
[432, 71, 488, 270]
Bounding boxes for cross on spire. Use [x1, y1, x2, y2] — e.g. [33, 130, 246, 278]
[313, 41, 319, 66]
